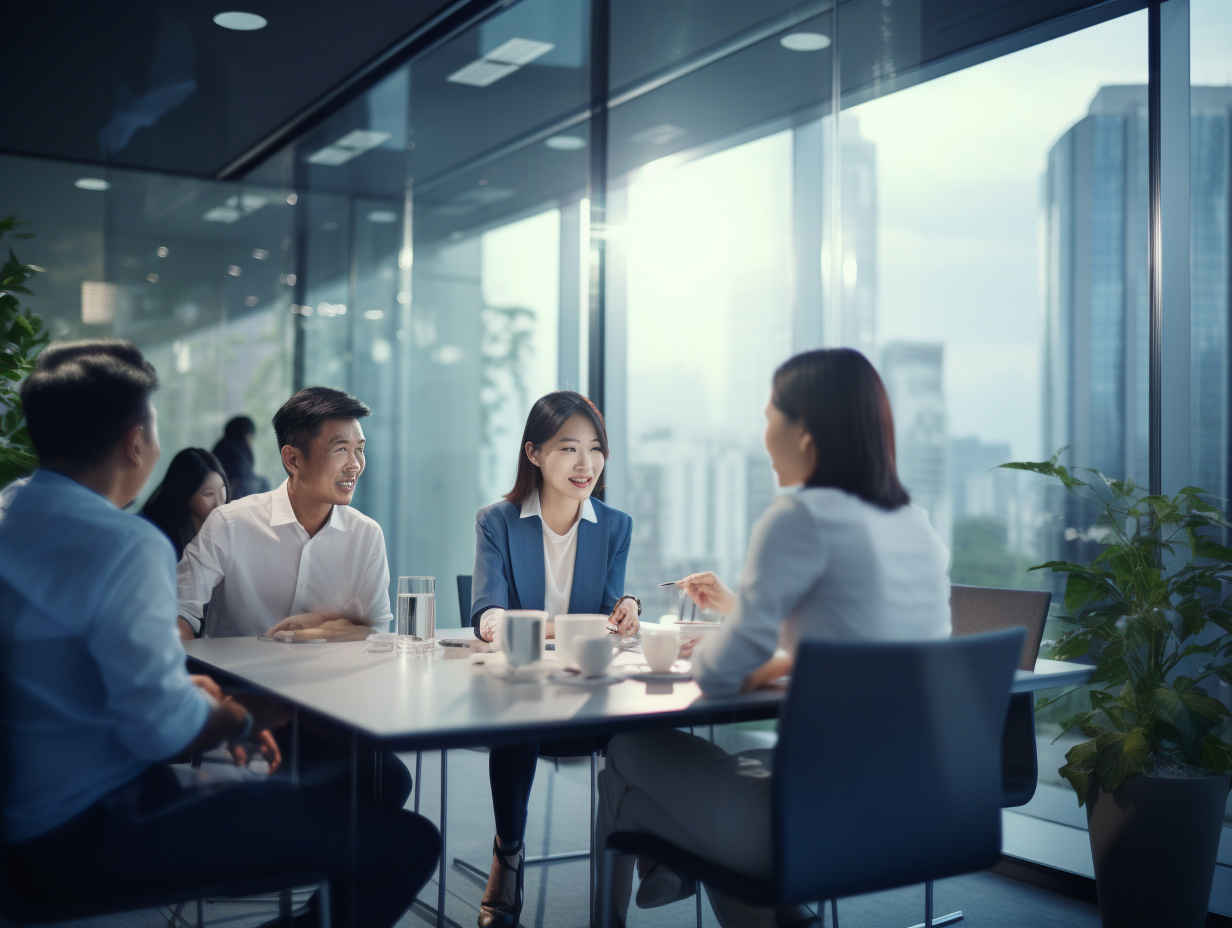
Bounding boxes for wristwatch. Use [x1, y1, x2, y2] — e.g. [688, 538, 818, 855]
[613, 594, 642, 616]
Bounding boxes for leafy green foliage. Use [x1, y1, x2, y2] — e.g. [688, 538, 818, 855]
[0, 216, 48, 487]
[1008, 449, 1232, 801]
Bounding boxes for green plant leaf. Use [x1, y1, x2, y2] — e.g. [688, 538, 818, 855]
[1060, 739, 1098, 805]
[1093, 727, 1151, 793]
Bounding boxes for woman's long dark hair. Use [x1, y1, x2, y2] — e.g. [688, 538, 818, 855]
[771, 348, 910, 510]
[505, 392, 609, 506]
[140, 448, 231, 558]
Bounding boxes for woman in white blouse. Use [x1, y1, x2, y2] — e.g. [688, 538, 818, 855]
[596, 348, 951, 928]
[469, 391, 641, 928]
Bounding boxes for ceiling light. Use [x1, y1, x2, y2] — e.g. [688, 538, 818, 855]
[74, 178, 110, 191]
[156, 246, 169, 257]
[306, 130, 390, 167]
[448, 37, 554, 87]
[213, 12, 267, 31]
[367, 210, 398, 223]
[146, 273, 159, 283]
[245, 295, 259, 306]
[227, 265, 242, 276]
[780, 32, 831, 51]
[447, 60, 519, 88]
[545, 135, 586, 151]
[251, 248, 270, 260]
[363, 310, 385, 321]
[486, 38, 554, 66]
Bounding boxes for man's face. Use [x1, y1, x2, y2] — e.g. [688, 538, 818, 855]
[292, 418, 366, 506]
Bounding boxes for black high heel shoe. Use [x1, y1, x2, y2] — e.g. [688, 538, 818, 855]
[478, 837, 524, 928]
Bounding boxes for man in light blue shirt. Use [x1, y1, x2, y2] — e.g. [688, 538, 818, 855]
[0, 339, 439, 927]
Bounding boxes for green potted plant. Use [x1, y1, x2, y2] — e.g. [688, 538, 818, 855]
[0, 215, 48, 487]
[1005, 450, 1232, 928]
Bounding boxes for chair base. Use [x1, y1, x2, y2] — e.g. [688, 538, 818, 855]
[907, 912, 962, 928]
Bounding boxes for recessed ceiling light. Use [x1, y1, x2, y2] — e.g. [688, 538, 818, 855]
[780, 32, 831, 52]
[306, 130, 391, 167]
[367, 210, 398, 223]
[545, 135, 586, 151]
[75, 178, 110, 191]
[363, 310, 385, 321]
[156, 246, 169, 257]
[245, 295, 259, 306]
[213, 11, 267, 31]
[251, 248, 270, 260]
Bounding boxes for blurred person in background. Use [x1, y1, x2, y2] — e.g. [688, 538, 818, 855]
[140, 447, 230, 560]
[212, 414, 270, 500]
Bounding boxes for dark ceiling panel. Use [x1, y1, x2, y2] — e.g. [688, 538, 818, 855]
[2, 0, 458, 177]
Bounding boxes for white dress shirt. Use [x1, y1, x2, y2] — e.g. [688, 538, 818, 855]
[479, 489, 597, 640]
[694, 487, 952, 696]
[177, 480, 393, 638]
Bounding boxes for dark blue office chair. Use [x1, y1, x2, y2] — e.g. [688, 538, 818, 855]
[599, 629, 1025, 928]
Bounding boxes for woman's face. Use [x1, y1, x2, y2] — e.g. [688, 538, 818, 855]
[527, 413, 605, 504]
[764, 400, 815, 488]
[188, 470, 228, 529]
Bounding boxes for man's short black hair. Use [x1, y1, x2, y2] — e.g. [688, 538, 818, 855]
[223, 415, 256, 441]
[21, 339, 159, 469]
[272, 387, 370, 462]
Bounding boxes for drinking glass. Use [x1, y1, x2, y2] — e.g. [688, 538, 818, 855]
[396, 576, 436, 654]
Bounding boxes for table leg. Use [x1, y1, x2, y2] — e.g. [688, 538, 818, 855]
[290, 707, 300, 790]
[349, 730, 358, 928]
[414, 751, 422, 814]
[438, 750, 448, 928]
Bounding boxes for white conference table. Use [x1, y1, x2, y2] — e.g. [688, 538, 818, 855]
[183, 637, 1093, 927]
[183, 638, 1092, 753]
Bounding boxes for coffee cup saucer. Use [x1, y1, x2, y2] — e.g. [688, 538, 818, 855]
[621, 662, 692, 682]
[547, 669, 622, 687]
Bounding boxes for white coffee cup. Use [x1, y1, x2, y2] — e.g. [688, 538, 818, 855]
[500, 610, 546, 668]
[641, 625, 680, 673]
[554, 614, 609, 669]
[574, 634, 615, 678]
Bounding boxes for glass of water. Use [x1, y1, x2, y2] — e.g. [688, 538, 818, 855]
[397, 576, 436, 654]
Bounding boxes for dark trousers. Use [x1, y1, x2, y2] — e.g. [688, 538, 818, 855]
[4, 765, 439, 928]
[274, 723, 413, 810]
[489, 737, 607, 845]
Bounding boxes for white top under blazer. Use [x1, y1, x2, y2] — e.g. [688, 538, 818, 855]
[693, 486, 952, 696]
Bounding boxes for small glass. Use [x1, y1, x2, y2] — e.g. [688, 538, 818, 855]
[397, 576, 436, 654]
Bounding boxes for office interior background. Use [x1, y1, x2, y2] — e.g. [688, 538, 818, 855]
[3, 0, 1231, 912]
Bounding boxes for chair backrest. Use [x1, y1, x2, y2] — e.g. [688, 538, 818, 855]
[950, 584, 1052, 807]
[457, 574, 473, 631]
[771, 629, 1024, 904]
[950, 584, 1050, 671]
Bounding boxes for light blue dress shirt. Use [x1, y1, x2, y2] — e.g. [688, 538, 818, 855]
[0, 470, 209, 842]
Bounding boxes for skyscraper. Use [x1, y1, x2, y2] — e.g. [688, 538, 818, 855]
[882, 341, 951, 549]
[1042, 85, 1232, 563]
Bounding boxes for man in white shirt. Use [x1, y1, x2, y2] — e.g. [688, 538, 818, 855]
[177, 387, 391, 640]
[176, 386, 411, 807]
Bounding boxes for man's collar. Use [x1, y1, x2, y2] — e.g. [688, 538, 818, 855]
[519, 487, 597, 524]
[270, 479, 350, 532]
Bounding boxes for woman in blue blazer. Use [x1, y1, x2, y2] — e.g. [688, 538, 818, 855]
[469, 391, 640, 928]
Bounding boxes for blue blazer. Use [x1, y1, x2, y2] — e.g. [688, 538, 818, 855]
[470, 496, 633, 636]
